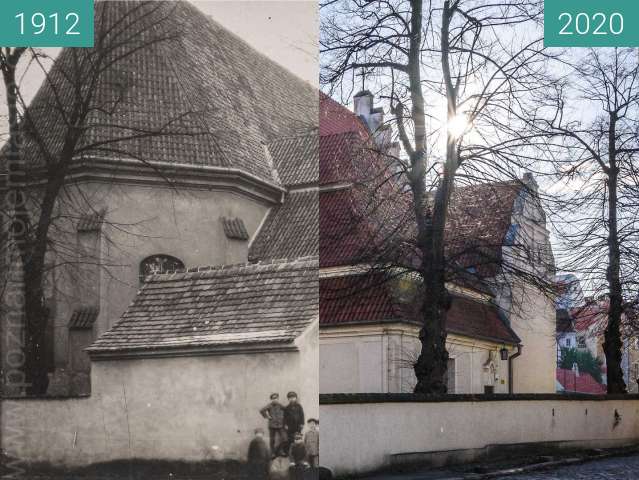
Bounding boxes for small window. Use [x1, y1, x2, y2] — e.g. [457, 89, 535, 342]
[139, 254, 185, 284]
[577, 336, 587, 349]
[565, 338, 572, 347]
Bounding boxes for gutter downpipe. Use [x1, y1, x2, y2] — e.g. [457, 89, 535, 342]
[508, 344, 523, 394]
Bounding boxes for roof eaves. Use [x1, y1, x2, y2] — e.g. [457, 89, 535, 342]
[87, 340, 299, 360]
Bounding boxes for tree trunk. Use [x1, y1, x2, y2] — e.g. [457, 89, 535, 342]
[413, 0, 458, 394]
[603, 113, 626, 394]
[23, 265, 49, 395]
[2, 52, 50, 395]
[413, 230, 450, 394]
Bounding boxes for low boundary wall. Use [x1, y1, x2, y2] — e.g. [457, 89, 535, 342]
[319, 393, 639, 476]
[0, 329, 319, 470]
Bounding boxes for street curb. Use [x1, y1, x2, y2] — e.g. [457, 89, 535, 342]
[445, 447, 639, 480]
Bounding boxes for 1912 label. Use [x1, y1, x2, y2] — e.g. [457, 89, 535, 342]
[0, 0, 93, 47]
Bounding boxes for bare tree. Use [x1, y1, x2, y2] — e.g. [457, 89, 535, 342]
[531, 48, 639, 394]
[0, 2, 209, 395]
[321, 0, 552, 393]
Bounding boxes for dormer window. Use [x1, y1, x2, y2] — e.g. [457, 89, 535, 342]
[139, 254, 184, 284]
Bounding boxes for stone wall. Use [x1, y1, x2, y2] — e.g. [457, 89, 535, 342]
[320, 393, 639, 476]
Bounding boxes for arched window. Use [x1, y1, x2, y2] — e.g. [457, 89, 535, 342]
[139, 254, 185, 284]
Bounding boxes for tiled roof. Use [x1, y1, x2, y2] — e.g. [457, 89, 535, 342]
[320, 274, 398, 323]
[68, 307, 99, 330]
[319, 154, 523, 276]
[319, 132, 370, 185]
[87, 258, 319, 355]
[320, 274, 520, 344]
[556, 368, 606, 395]
[249, 190, 319, 262]
[318, 95, 523, 274]
[320, 93, 369, 137]
[11, 1, 316, 186]
[445, 181, 524, 277]
[572, 303, 608, 335]
[447, 295, 520, 344]
[268, 135, 318, 187]
[318, 94, 526, 277]
[320, 188, 380, 268]
[221, 217, 249, 241]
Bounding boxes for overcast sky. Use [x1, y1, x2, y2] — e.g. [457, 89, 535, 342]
[197, 1, 317, 87]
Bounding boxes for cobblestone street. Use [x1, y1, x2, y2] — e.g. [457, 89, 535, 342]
[493, 454, 639, 479]
[359, 454, 639, 480]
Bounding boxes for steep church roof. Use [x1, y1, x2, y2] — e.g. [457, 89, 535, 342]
[318, 93, 532, 344]
[317, 93, 527, 276]
[15, 1, 316, 186]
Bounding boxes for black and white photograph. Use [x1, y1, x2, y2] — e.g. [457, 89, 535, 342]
[0, 1, 319, 478]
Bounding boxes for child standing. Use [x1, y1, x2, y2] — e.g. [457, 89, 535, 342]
[283, 391, 305, 446]
[289, 432, 308, 480]
[247, 428, 270, 480]
[304, 418, 319, 468]
[260, 393, 286, 455]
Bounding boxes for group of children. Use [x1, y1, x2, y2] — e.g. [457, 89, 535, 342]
[248, 391, 319, 479]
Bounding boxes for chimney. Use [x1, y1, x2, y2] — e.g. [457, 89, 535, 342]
[353, 90, 384, 139]
[353, 90, 373, 118]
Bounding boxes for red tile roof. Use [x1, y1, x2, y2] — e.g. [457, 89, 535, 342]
[318, 94, 525, 277]
[447, 295, 520, 344]
[320, 132, 363, 185]
[317, 94, 533, 346]
[320, 274, 520, 344]
[320, 93, 369, 137]
[446, 181, 523, 277]
[319, 173, 523, 275]
[571, 303, 608, 335]
[320, 274, 399, 324]
[556, 368, 606, 395]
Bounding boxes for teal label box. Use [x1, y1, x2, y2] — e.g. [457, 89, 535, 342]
[545, 1, 639, 47]
[0, 0, 94, 47]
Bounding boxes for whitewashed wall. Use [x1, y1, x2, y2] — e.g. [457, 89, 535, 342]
[320, 325, 513, 395]
[320, 395, 639, 476]
[0, 320, 318, 469]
